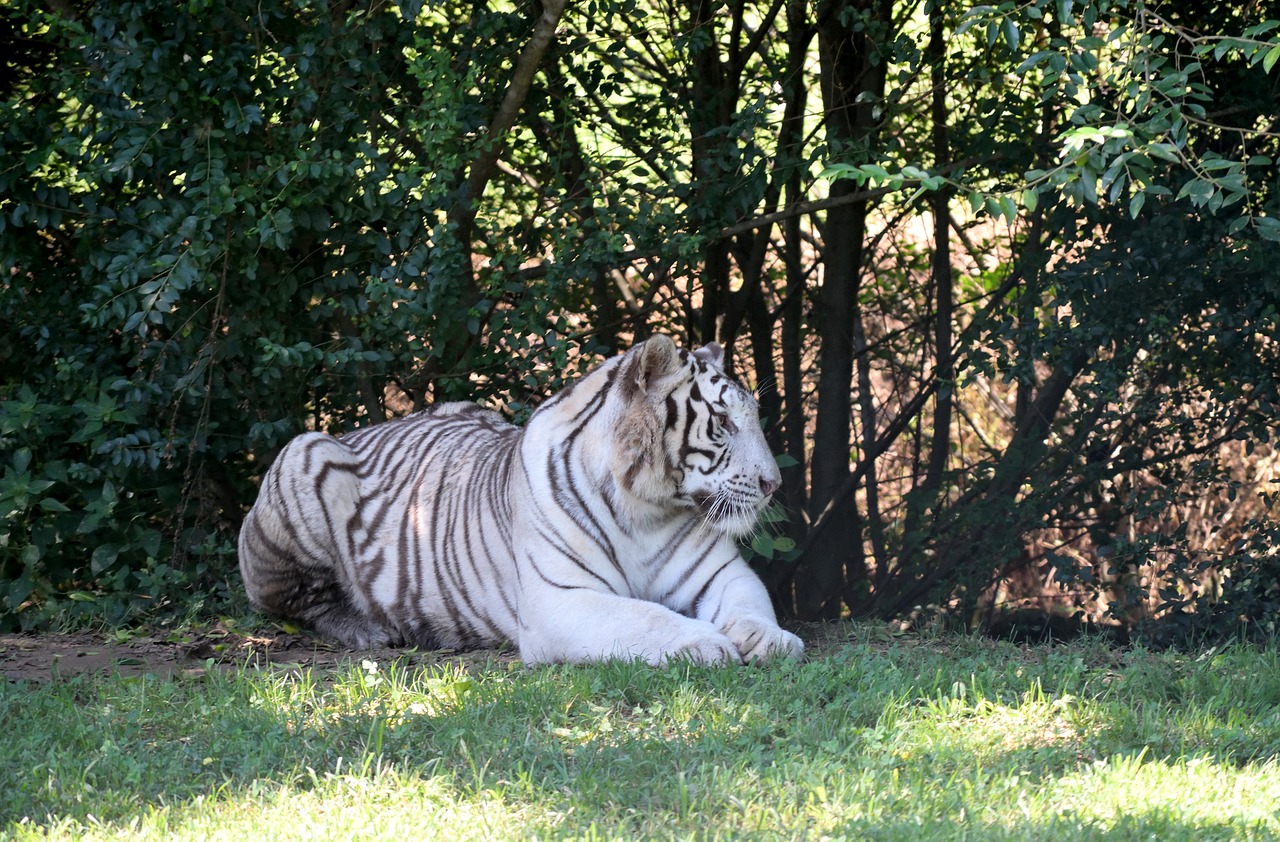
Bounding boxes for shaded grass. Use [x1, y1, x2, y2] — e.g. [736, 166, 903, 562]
[3, 624, 1280, 840]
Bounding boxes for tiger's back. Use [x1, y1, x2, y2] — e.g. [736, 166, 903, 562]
[238, 402, 523, 650]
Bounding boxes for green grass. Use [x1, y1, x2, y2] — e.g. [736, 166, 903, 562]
[4, 624, 1280, 840]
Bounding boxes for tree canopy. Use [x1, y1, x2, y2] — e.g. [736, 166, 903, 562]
[2, 0, 1278, 640]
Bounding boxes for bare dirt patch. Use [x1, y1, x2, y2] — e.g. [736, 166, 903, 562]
[2, 621, 847, 684]
[1, 623, 519, 683]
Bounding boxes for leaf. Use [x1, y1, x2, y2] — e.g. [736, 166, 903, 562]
[1263, 44, 1280, 74]
[1178, 179, 1214, 207]
[999, 195, 1018, 223]
[141, 529, 163, 559]
[1256, 216, 1280, 242]
[775, 453, 800, 469]
[1129, 191, 1146, 218]
[21, 544, 41, 567]
[751, 534, 775, 559]
[818, 163, 861, 182]
[91, 544, 120, 574]
[1146, 143, 1182, 164]
[7, 575, 33, 610]
[1001, 18, 1020, 52]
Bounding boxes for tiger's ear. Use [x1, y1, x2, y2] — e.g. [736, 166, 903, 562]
[626, 335, 683, 396]
[692, 342, 723, 370]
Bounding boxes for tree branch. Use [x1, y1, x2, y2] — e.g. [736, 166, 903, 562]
[465, 0, 570, 206]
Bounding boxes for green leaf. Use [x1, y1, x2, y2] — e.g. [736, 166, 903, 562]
[1178, 179, 1214, 207]
[91, 544, 120, 574]
[999, 196, 1018, 223]
[7, 575, 33, 611]
[1129, 191, 1146, 218]
[20, 544, 41, 567]
[1015, 50, 1055, 74]
[142, 529, 163, 559]
[1263, 44, 1280, 74]
[1256, 216, 1280, 242]
[775, 453, 800, 469]
[751, 534, 775, 559]
[818, 163, 862, 182]
[1001, 18, 1020, 52]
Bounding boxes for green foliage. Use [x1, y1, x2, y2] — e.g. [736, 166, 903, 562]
[0, 0, 573, 626]
[2, 0, 1278, 635]
[801, 0, 1280, 638]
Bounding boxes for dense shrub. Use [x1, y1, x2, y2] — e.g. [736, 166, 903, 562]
[2, 0, 1277, 640]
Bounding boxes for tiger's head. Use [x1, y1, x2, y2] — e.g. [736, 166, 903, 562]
[613, 335, 781, 538]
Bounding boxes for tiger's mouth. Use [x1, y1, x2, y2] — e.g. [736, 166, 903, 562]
[691, 490, 768, 537]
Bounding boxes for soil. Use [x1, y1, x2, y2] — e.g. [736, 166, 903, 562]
[1, 622, 861, 684]
[0, 623, 520, 684]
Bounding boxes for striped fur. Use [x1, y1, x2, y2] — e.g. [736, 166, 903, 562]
[238, 335, 804, 664]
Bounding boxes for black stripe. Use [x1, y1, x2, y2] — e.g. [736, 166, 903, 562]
[689, 558, 736, 622]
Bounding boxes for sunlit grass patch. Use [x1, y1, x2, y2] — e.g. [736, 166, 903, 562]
[1051, 752, 1280, 838]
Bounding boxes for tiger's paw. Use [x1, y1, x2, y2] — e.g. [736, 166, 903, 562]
[720, 616, 805, 663]
[659, 630, 744, 666]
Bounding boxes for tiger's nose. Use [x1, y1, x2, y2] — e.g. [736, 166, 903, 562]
[760, 476, 780, 496]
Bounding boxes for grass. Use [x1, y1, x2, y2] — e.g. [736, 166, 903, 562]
[4, 623, 1280, 840]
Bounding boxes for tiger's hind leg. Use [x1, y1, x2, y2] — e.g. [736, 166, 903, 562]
[238, 433, 395, 648]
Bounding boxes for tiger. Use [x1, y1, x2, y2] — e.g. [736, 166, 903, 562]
[237, 334, 804, 665]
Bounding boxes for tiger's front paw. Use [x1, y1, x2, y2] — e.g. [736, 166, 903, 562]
[659, 630, 744, 666]
[720, 616, 805, 663]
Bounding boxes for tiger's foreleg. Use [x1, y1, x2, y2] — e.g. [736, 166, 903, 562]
[516, 586, 745, 666]
[689, 556, 805, 663]
[238, 433, 394, 648]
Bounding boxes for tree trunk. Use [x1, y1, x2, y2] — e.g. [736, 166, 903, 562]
[796, 0, 892, 619]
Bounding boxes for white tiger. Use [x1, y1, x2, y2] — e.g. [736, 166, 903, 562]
[238, 335, 803, 665]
